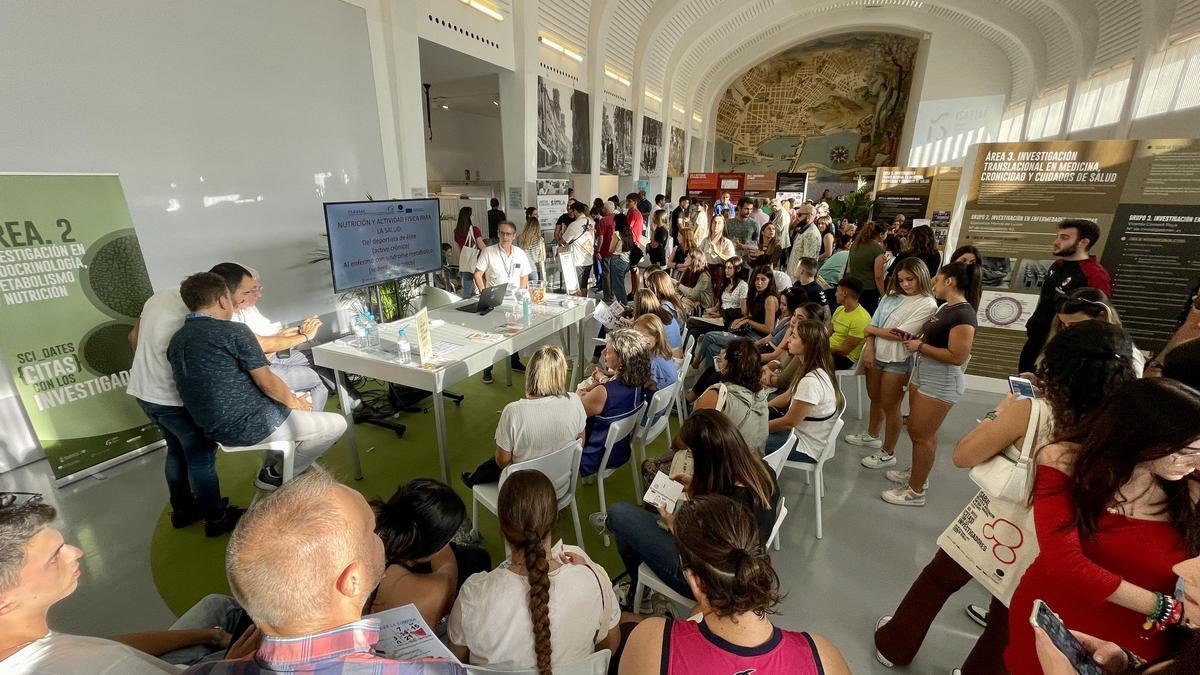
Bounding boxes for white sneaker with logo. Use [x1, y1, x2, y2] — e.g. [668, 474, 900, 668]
[861, 450, 897, 469]
[881, 486, 926, 506]
[845, 432, 883, 449]
[885, 468, 929, 490]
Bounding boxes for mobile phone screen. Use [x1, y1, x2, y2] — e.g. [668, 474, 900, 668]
[1031, 601, 1104, 675]
[1009, 377, 1036, 400]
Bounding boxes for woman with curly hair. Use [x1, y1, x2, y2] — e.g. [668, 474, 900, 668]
[448, 471, 620, 673]
[579, 328, 654, 476]
[619, 494, 850, 674]
[684, 339, 770, 452]
[874, 321, 1140, 673]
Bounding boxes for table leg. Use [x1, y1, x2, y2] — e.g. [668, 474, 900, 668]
[506, 351, 513, 387]
[576, 315, 587, 388]
[432, 390, 450, 483]
[334, 370, 363, 480]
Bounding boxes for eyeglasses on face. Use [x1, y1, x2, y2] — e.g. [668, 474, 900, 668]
[0, 492, 44, 509]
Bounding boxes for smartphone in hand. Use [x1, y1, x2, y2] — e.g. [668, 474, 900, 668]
[890, 328, 914, 341]
[1009, 376, 1037, 400]
[1029, 600, 1104, 675]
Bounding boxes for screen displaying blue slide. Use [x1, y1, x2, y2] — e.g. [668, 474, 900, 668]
[323, 199, 442, 292]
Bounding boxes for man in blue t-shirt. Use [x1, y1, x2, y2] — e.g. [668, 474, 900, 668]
[168, 272, 346, 491]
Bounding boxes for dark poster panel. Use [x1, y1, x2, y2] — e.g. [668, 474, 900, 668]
[571, 89, 590, 173]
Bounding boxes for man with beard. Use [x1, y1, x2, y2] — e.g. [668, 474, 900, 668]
[1017, 219, 1113, 372]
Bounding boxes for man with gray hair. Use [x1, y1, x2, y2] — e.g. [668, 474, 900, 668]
[186, 467, 463, 674]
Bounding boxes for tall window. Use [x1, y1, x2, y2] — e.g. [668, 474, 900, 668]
[1135, 36, 1200, 118]
[1026, 87, 1068, 139]
[1069, 63, 1132, 131]
[997, 101, 1026, 141]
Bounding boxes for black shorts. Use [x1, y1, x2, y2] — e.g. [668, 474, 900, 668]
[576, 265, 592, 287]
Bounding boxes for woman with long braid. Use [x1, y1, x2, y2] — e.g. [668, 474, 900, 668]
[447, 471, 621, 672]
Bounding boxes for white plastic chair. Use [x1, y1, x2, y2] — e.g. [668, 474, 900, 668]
[218, 440, 296, 487]
[632, 498, 789, 614]
[762, 433, 796, 478]
[465, 649, 610, 675]
[633, 379, 682, 467]
[471, 440, 586, 549]
[419, 284, 462, 310]
[835, 368, 864, 420]
[674, 333, 697, 427]
[782, 416, 846, 540]
[595, 404, 647, 547]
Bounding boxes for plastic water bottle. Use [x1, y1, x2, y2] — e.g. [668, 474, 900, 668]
[362, 311, 380, 348]
[351, 314, 369, 346]
[396, 327, 411, 364]
[522, 292, 532, 325]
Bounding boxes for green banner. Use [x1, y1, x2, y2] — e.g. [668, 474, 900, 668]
[0, 174, 160, 479]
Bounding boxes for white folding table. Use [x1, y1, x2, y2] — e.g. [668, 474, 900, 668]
[311, 294, 595, 482]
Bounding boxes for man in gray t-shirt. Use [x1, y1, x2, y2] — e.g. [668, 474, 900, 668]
[724, 197, 760, 259]
[168, 271, 346, 491]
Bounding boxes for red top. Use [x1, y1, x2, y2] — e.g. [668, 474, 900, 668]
[454, 225, 482, 250]
[1076, 256, 1113, 297]
[627, 208, 644, 247]
[1005, 467, 1188, 673]
[663, 618, 823, 675]
[597, 214, 616, 258]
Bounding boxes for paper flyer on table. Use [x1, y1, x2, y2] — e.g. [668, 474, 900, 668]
[643, 471, 686, 513]
[367, 603, 462, 665]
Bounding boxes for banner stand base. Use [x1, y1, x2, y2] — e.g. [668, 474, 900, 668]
[52, 440, 165, 489]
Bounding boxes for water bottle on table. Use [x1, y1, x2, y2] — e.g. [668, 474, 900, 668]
[396, 327, 411, 364]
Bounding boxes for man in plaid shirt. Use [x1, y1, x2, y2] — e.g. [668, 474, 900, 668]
[185, 468, 462, 674]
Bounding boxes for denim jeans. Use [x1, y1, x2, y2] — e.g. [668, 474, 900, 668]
[607, 256, 630, 303]
[137, 399, 223, 519]
[270, 351, 328, 412]
[697, 330, 739, 371]
[460, 272, 477, 299]
[606, 502, 693, 604]
[160, 594, 243, 665]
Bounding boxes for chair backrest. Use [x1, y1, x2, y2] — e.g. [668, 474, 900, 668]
[637, 379, 680, 440]
[821, 417, 845, 464]
[762, 434, 795, 478]
[766, 497, 787, 548]
[676, 333, 697, 380]
[599, 401, 648, 471]
[498, 440, 583, 511]
[420, 284, 462, 311]
[465, 649, 611, 675]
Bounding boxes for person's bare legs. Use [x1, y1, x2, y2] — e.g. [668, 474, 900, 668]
[905, 387, 952, 492]
[864, 366, 884, 438]
[878, 371, 908, 455]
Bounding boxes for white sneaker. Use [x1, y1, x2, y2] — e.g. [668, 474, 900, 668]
[861, 450, 897, 469]
[966, 603, 989, 627]
[874, 616, 894, 667]
[846, 432, 883, 449]
[882, 486, 926, 506]
[885, 468, 929, 489]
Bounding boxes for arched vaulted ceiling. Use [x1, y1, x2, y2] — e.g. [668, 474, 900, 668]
[535, 0, 1190, 129]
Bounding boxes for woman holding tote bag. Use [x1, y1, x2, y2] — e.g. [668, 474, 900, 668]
[872, 321, 1137, 674]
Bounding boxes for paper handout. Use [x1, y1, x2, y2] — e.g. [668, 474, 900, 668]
[643, 471, 686, 514]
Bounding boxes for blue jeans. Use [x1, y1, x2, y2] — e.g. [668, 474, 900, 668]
[697, 331, 739, 371]
[765, 428, 817, 463]
[137, 399, 223, 519]
[606, 256, 630, 303]
[160, 594, 243, 665]
[607, 502, 692, 604]
[460, 272, 477, 299]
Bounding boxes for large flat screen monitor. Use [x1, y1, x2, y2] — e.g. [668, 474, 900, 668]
[323, 199, 442, 292]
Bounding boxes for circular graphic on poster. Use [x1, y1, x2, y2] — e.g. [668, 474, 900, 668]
[830, 146, 850, 165]
[984, 296, 1024, 327]
[79, 229, 153, 320]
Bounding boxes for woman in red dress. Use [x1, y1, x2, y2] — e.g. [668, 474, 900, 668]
[1006, 377, 1200, 673]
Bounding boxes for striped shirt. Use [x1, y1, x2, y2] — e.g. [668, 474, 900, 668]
[183, 619, 464, 675]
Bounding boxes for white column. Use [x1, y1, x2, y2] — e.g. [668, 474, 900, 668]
[382, 0, 428, 197]
[499, 0, 539, 212]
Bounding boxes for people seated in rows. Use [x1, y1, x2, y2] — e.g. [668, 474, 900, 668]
[845, 221, 887, 313]
[1004, 378, 1200, 672]
[631, 314, 678, 392]
[676, 247, 714, 316]
[684, 339, 770, 453]
[475, 219, 530, 384]
[850, 257, 937, 466]
[645, 270, 685, 355]
[691, 265, 779, 371]
[449, 471, 621, 672]
[0, 498, 250, 673]
[765, 319, 842, 459]
[462, 346, 586, 488]
[759, 301, 827, 389]
[619, 494, 850, 675]
[875, 320, 1139, 671]
[829, 276, 870, 370]
[213, 264, 330, 415]
[168, 272, 347, 491]
[128, 265, 248, 535]
[187, 466, 460, 673]
[579, 329, 653, 477]
[636, 284, 683, 356]
[756, 287, 805, 354]
[369, 479, 491, 627]
[607, 410, 779, 607]
[454, 205, 487, 298]
[881, 261, 980, 507]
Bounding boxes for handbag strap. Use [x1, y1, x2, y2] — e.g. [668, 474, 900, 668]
[583, 561, 611, 644]
[1016, 398, 1044, 461]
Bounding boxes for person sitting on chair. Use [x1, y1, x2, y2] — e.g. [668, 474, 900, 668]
[474, 220, 530, 384]
[168, 273, 346, 491]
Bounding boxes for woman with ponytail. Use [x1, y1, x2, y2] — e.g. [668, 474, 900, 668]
[448, 471, 621, 672]
[618, 494, 850, 674]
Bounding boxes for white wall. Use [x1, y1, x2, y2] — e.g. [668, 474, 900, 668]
[425, 108, 505, 183]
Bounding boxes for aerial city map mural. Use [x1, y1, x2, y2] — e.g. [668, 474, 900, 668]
[714, 32, 918, 174]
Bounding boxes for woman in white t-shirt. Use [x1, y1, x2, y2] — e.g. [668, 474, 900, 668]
[448, 471, 621, 673]
[460, 345, 586, 487]
[764, 319, 842, 459]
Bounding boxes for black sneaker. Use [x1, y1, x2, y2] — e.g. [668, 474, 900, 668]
[460, 471, 475, 488]
[254, 466, 283, 491]
[481, 368, 494, 384]
[204, 504, 246, 537]
[510, 358, 526, 373]
[170, 506, 202, 529]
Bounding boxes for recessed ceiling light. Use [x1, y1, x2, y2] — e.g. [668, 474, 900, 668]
[492, 100, 498, 105]
[441, 105, 449, 109]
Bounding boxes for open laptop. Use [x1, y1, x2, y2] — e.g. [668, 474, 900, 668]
[456, 282, 508, 315]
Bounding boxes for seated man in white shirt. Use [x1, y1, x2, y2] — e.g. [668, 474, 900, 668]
[209, 264, 328, 413]
[0, 496, 252, 674]
[473, 220, 530, 384]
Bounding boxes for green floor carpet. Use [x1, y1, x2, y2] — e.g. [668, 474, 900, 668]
[150, 373, 678, 615]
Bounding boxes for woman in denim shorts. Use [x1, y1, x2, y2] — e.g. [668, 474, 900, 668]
[853, 257, 938, 470]
[883, 261, 981, 507]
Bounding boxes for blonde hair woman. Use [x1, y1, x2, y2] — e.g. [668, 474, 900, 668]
[670, 225, 698, 272]
[678, 248, 715, 315]
[632, 313, 679, 391]
[516, 216, 546, 283]
[460, 345, 586, 487]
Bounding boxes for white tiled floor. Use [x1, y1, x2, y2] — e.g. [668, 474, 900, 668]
[1, 389, 1002, 673]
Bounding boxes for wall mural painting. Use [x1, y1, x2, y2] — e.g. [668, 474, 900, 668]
[537, 76, 572, 172]
[641, 116, 662, 175]
[714, 32, 918, 174]
[601, 102, 634, 176]
[668, 126, 686, 177]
